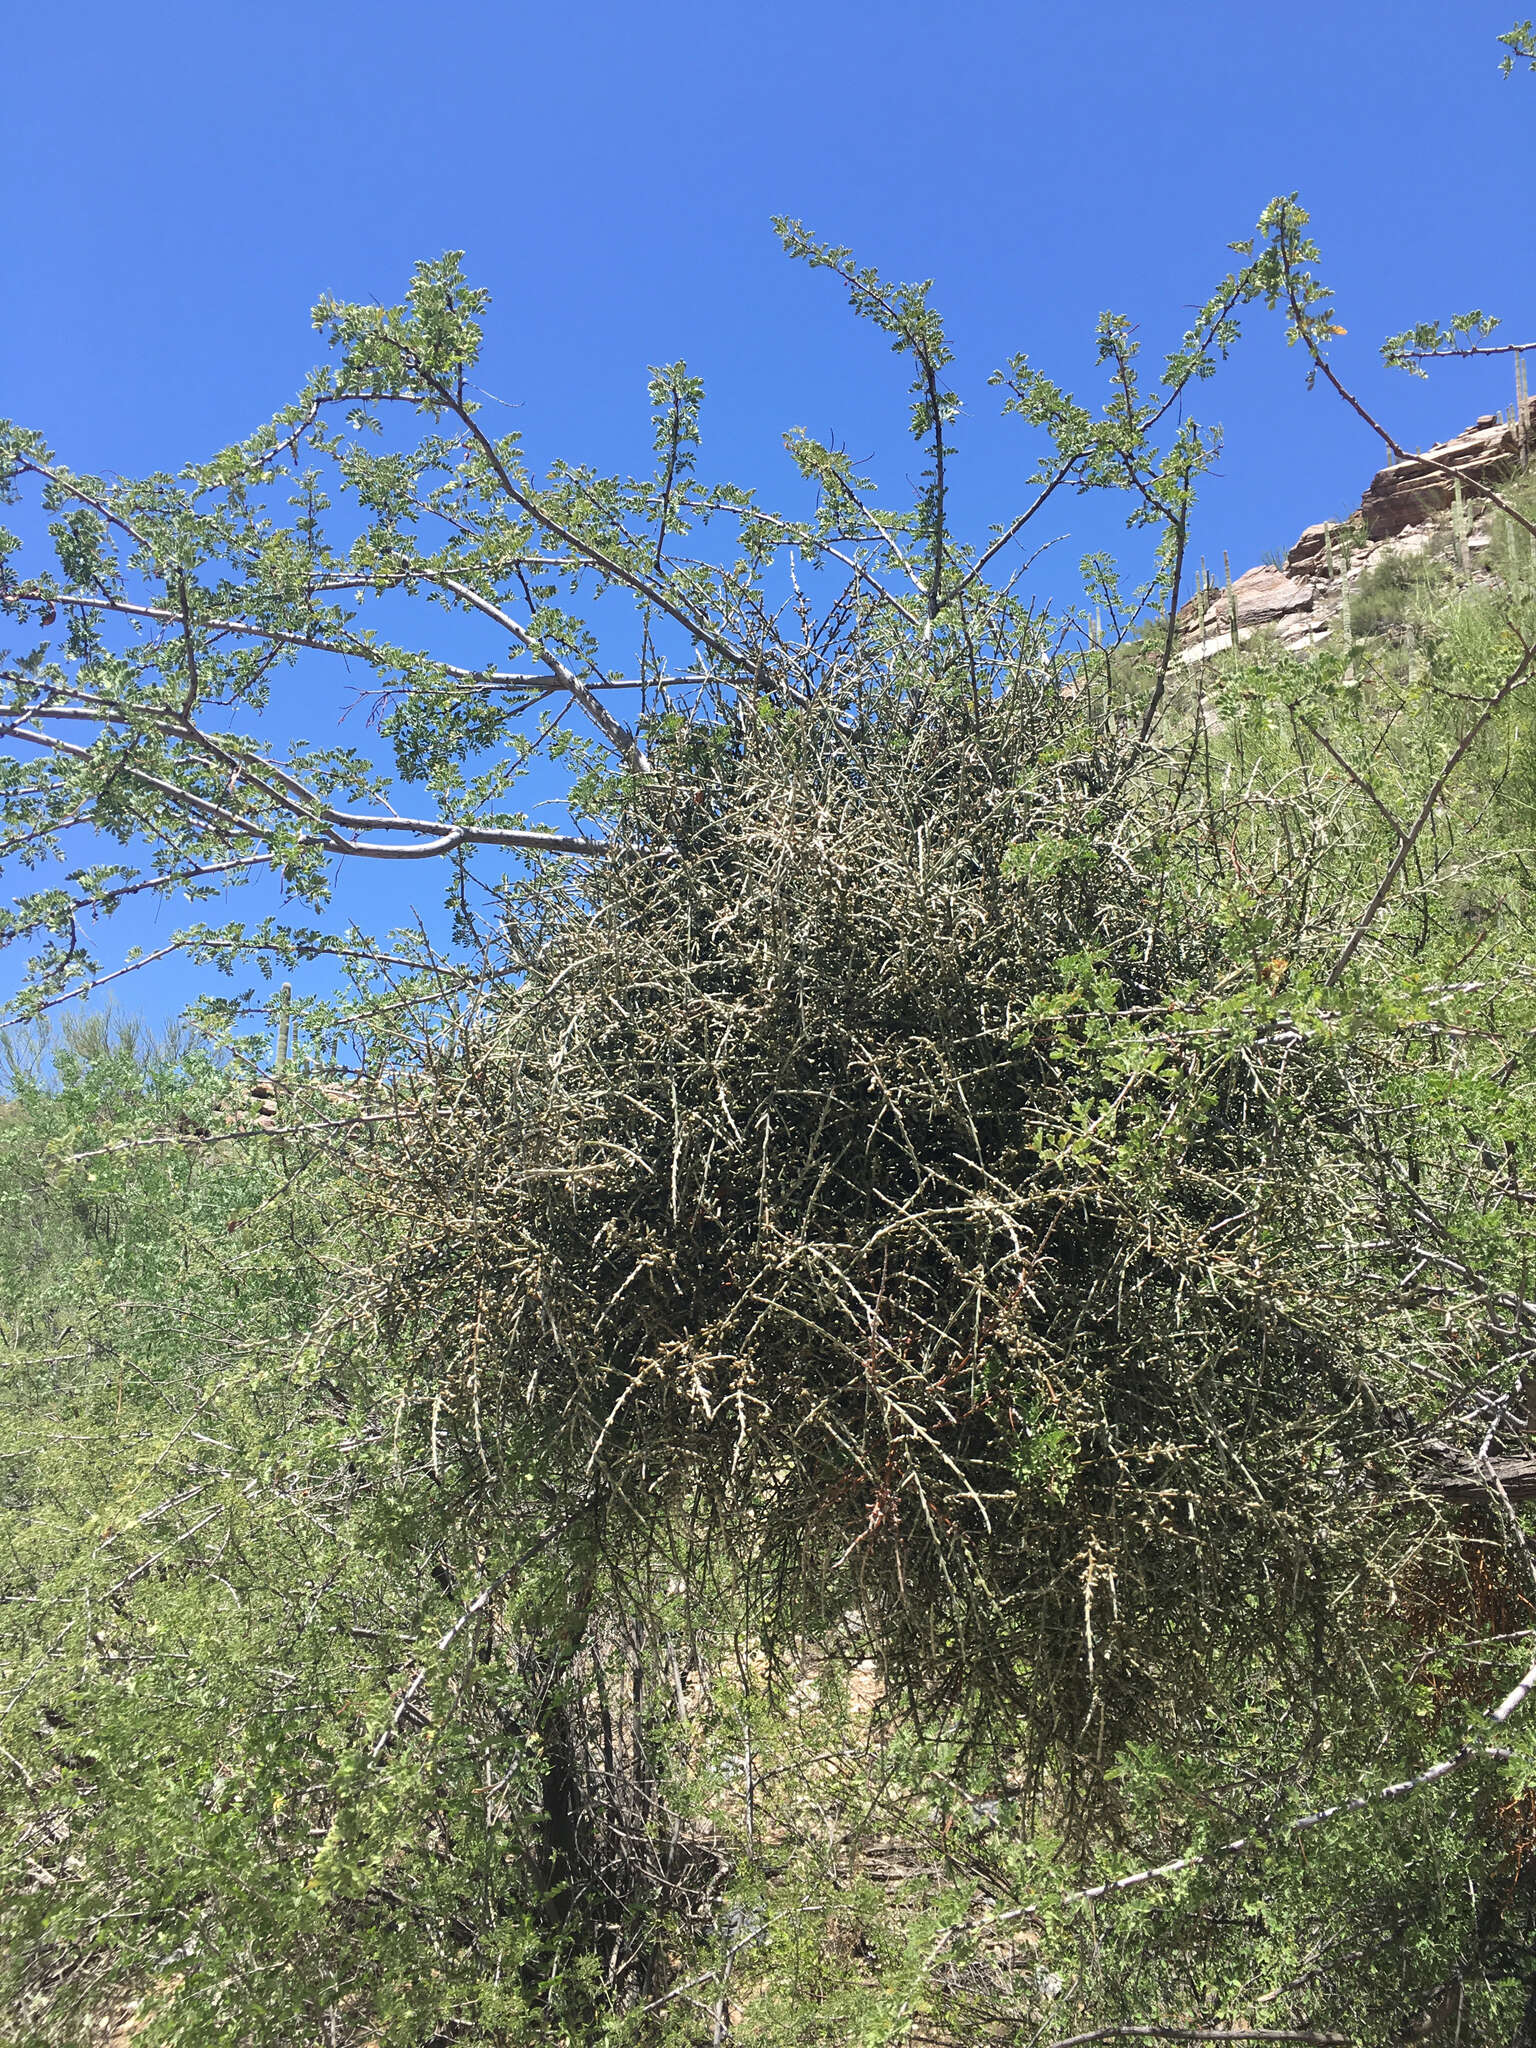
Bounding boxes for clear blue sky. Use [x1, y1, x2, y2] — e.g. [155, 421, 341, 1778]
[3, 0, 1533, 1025]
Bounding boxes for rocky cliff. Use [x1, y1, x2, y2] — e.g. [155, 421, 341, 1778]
[1178, 398, 1535, 663]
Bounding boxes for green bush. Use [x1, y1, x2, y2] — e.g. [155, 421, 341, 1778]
[1346, 549, 1452, 639]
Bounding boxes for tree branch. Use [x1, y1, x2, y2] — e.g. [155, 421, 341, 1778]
[429, 573, 649, 773]
[1043, 2030, 1348, 2047]
[23, 588, 573, 693]
[0, 715, 602, 857]
[1325, 636, 1536, 984]
[1274, 251, 1536, 545]
[403, 352, 750, 678]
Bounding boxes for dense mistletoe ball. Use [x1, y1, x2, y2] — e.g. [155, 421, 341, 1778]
[362, 682, 1396, 1765]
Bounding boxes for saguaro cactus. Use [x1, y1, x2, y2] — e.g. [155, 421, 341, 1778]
[275, 981, 292, 1075]
[1452, 478, 1471, 581]
[1327, 526, 1353, 642]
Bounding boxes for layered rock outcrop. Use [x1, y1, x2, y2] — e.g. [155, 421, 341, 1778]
[1359, 409, 1532, 541]
[1178, 398, 1533, 663]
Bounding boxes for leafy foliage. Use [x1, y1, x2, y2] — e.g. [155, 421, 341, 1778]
[0, 203, 1356, 1018]
[1500, 18, 1536, 75]
[7, 161, 1536, 2048]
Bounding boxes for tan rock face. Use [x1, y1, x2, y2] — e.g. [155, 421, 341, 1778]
[1227, 563, 1315, 627]
[1176, 399, 1532, 663]
[1360, 402, 1533, 541]
[1177, 563, 1314, 639]
[1285, 522, 1339, 578]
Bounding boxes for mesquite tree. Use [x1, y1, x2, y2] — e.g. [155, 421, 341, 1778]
[0, 212, 1286, 1019]
[9, 186, 1536, 2045]
[4, 200, 1532, 1018]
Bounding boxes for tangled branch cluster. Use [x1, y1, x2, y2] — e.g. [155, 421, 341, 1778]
[351, 676, 1418, 1789]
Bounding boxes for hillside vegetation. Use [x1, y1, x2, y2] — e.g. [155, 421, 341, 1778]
[6, 503, 1536, 2043]
[4, 199, 1536, 2045]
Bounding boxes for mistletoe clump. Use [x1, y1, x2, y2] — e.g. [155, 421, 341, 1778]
[357, 673, 1412, 1793]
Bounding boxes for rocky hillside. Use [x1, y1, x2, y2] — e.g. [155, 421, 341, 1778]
[1179, 398, 1536, 662]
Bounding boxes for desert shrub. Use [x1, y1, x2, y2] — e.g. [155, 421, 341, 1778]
[1348, 549, 1452, 638]
[1491, 472, 1536, 593]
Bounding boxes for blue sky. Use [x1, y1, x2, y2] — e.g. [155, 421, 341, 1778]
[2, 0, 1533, 1026]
